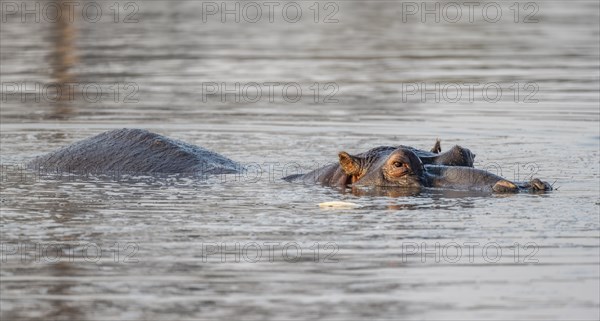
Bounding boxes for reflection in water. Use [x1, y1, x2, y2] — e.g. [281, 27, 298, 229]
[345, 186, 487, 210]
[48, 0, 78, 119]
[45, 262, 84, 321]
[350, 186, 423, 210]
[24, 8, 83, 310]
[347, 185, 422, 199]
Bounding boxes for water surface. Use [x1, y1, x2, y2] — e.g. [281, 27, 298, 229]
[1, 1, 599, 320]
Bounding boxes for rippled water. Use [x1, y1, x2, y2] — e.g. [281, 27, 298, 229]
[1, 1, 599, 320]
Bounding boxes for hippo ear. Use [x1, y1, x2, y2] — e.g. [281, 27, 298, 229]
[430, 139, 442, 153]
[338, 152, 361, 175]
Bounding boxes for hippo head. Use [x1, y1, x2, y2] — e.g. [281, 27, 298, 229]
[338, 148, 425, 187]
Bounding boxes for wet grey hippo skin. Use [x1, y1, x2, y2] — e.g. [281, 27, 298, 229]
[398, 140, 475, 167]
[285, 147, 551, 193]
[27, 128, 240, 174]
[284, 141, 475, 187]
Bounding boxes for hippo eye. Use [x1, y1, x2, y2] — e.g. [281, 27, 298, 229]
[393, 161, 403, 168]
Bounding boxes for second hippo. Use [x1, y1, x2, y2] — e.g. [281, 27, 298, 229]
[27, 128, 240, 175]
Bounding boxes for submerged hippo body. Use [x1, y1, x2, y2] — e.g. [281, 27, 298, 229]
[27, 128, 240, 174]
[285, 146, 551, 193]
[285, 141, 475, 187]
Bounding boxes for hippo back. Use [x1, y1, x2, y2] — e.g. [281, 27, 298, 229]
[27, 128, 240, 174]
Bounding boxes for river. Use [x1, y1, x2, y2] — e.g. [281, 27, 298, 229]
[1, 1, 599, 320]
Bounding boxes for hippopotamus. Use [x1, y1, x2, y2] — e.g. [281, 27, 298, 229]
[284, 141, 475, 186]
[284, 146, 552, 193]
[27, 128, 240, 174]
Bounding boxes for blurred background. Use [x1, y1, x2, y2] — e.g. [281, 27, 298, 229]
[1, 1, 599, 320]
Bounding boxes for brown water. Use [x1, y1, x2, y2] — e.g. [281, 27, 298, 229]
[1, 1, 599, 320]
